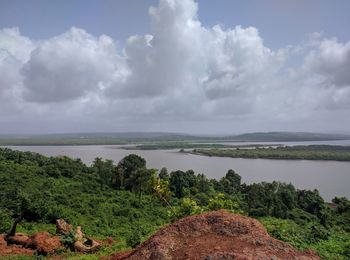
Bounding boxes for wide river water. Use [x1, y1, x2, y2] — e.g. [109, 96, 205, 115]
[4, 143, 350, 201]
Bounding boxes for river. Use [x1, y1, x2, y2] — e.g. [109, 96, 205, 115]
[3, 144, 350, 201]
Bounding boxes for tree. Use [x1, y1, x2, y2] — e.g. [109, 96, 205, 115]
[152, 177, 172, 205]
[297, 190, 325, 217]
[159, 167, 169, 180]
[196, 174, 213, 194]
[169, 170, 197, 198]
[0, 209, 12, 233]
[219, 169, 241, 195]
[170, 198, 203, 221]
[332, 197, 350, 214]
[207, 193, 242, 213]
[117, 154, 146, 190]
[92, 158, 115, 190]
[125, 168, 156, 202]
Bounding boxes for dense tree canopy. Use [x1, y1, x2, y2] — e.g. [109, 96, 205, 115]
[0, 147, 349, 259]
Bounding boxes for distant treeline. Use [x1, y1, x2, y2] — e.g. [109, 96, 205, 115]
[122, 143, 280, 150]
[0, 138, 128, 146]
[192, 145, 350, 161]
[1, 131, 349, 145]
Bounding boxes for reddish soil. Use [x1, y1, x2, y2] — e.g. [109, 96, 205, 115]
[26, 232, 64, 254]
[108, 210, 320, 260]
[0, 234, 33, 256]
[0, 232, 63, 256]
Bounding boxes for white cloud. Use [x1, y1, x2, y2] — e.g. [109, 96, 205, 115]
[110, 0, 285, 102]
[303, 37, 350, 88]
[0, 28, 34, 98]
[109, 0, 204, 98]
[21, 27, 126, 102]
[0, 27, 34, 62]
[0, 0, 350, 133]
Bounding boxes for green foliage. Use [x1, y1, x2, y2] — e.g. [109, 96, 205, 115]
[170, 197, 204, 221]
[0, 150, 170, 243]
[0, 209, 12, 233]
[169, 170, 198, 198]
[152, 178, 172, 205]
[311, 232, 350, 259]
[61, 231, 76, 248]
[16, 222, 56, 236]
[333, 197, 350, 214]
[207, 193, 242, 213]
[218, 169, 241, 195]
[241, 182, 297, 218]
[117, 154, 146, 190]
[126, 168, 156, 201]
[158, 167, 169, 180]
[92, 158, 115, 190]
[0, 148, 349, 259]
[126, 228, 142, 248]
[261, 217, 329, 248]
[194, 145, 350, 161]
[331, 197, 350, 232]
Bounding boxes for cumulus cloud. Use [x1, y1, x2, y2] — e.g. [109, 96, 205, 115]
[21, 28, 126, 102]
[0, 28, 34, 98]
[111, 0, 285, 102]
[0, 27, 34, 62]
[201, 25, 285, 99]
[303, 37, 350, 88]
[110, 0, 204, 98]
[0, 0, 350, 133]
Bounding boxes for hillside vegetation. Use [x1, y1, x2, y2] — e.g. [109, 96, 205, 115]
[192, 145, 350, 161]
[0, 148, 349, 259]
[0, 131, 349, 145]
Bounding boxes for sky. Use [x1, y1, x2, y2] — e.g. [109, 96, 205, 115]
[0, 0, 350, 134]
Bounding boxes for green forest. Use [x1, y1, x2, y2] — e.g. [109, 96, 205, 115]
[192, 145, 350, 161]
[0, 147, 349, 259]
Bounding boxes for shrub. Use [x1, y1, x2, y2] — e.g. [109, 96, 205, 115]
[126, 229, 142, 248]
[0, 209, 12, 233]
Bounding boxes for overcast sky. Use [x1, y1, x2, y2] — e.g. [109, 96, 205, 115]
[0, 0, 350, 134]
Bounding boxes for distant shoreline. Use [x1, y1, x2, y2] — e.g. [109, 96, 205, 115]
[0, 131, 349, 146]
[188, 145, 350, 162]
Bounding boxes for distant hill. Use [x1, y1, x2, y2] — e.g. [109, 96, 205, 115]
[0, 132, 198, 145]
[226, 132, 350, 142]
[0, 131, 349, 145]
[22, 132, 195, 140]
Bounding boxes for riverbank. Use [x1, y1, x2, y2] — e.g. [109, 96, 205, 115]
[3, 144, 350, 201]
[189, 145, 350, 161]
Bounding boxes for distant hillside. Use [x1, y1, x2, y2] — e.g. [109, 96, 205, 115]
[0, 131, 349, 145]
[227, 132, 350, 142]
[0, 132, 198, 145]
[0, 132, 192, 140]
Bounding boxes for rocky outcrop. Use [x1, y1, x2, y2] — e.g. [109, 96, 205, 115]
[5, 233, 29, 246]
[56, 218, 73, 235]
[0, 234, 33, 256]
[73, 226, 101, 253]
[109, 210, 320, 260]
[0, 219, 101, 256]
[25, 232, 63, 254]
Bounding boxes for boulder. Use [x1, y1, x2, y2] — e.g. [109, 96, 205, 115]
[5, 233, 29, 246]
[56, 219, 73, 235]
[73, 226, 101, 253]
[0, 235, 7, 247]
[0, 234, 33, 256]
[26, 232, 63, 254]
